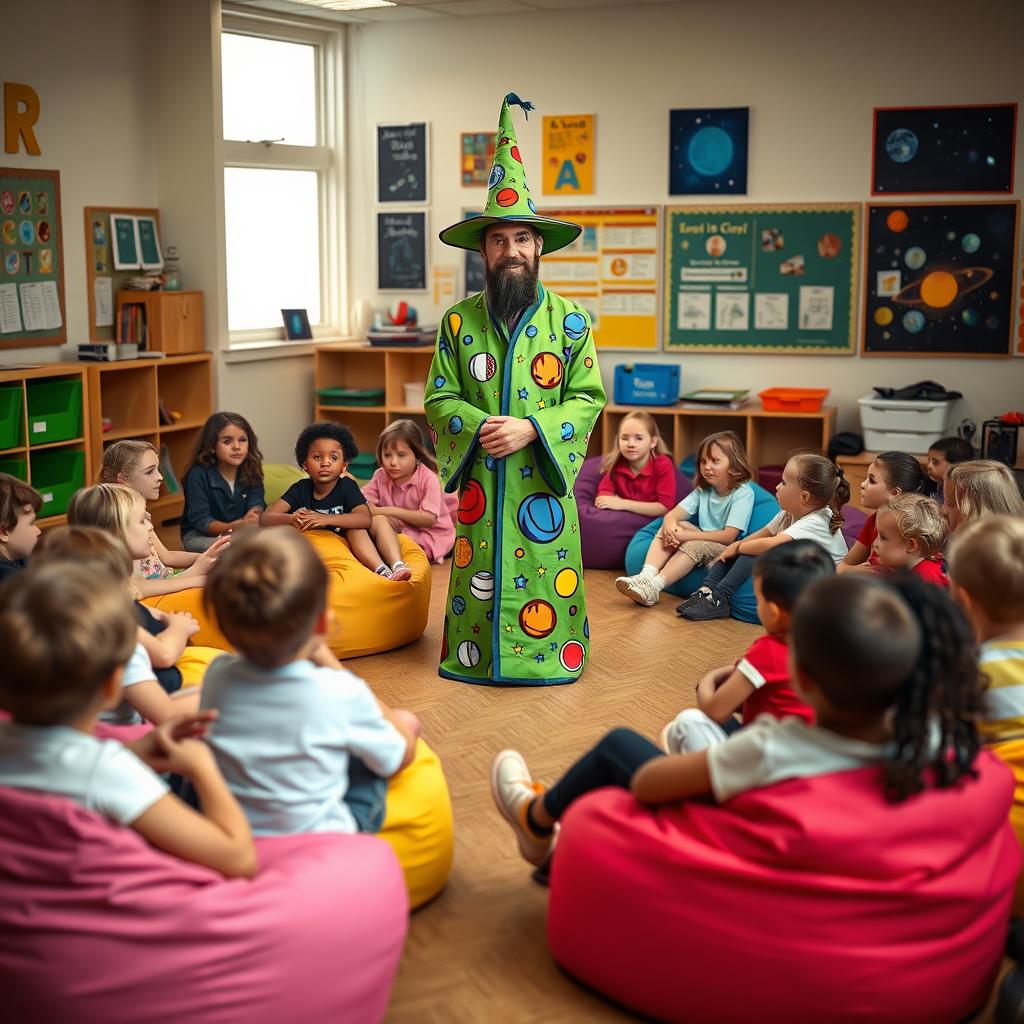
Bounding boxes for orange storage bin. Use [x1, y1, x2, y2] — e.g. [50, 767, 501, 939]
[759, 387, 830, 413]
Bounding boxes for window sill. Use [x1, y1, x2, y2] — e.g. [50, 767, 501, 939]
[222, 335, 358, 364]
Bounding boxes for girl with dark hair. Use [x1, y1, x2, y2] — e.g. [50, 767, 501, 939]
[840, 450, 927, 574]
[181, 412, 265, 553]
[490, 573, 987, 869]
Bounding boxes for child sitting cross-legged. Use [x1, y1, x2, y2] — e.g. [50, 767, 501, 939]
[0, 473, 41, 583]
[616, 431, 754, 608]
[200, 528, 420, 836]
[872, 493, 949, 586]
[660, 540, 835, 754]
[491, 572, 984, 870]
[262, 422, 412, 581]
[0, 560, 256, 878]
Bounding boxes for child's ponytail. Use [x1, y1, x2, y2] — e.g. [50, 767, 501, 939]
[790, 453, 849, 534]
[884, 573, 982, 802]
[829, 468, 851, 533]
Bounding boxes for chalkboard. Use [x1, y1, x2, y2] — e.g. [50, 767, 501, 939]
[461, 209, 485, 297]
[664, 203, 859, 354]
[378, 212, 427, 291]
[377, 123, 428, 203]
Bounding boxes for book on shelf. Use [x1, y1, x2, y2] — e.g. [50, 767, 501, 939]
[77, 342, 139, 362]
[159, 443, 180, 495]
[118, 303, 148, 348]
[679, 388, 750, 410]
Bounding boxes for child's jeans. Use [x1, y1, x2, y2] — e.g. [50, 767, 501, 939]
[701, 553, 756, 600]
[181, 531, 218, 553]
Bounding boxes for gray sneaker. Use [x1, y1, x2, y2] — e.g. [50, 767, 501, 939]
[675, 586, 711, 616]
[680, 589, 730, 621]
[615, 573, 659, 607]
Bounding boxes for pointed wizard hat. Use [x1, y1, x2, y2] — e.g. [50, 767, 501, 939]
[439, 93, 581, 254]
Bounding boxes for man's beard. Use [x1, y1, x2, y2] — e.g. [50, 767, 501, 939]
[486, 257, 539, 324]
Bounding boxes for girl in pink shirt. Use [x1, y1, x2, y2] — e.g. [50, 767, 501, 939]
[361, 419, 456, 563]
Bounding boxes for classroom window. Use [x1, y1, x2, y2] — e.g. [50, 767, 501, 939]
[220, 20, 341, 339]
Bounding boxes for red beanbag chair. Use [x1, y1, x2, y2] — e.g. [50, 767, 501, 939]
[548, 753, 1019, 1023]
[0, 786, 408, 1024]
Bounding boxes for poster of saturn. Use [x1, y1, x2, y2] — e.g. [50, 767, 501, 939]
[862, 201, 1020, 357]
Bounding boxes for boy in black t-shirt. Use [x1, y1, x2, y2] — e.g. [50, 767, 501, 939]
[0, 474, 42, 584]
[262, 422, 412, 580]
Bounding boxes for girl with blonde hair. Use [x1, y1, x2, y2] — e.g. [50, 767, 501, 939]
[596, 410, 676, 518]
[943, 459, 1024, 533]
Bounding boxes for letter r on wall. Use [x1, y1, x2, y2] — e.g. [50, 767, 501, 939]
[4, 82, 41, 155]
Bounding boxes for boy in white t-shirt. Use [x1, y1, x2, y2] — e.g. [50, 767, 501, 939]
[0, 561, 256, 878]
[682, 453, 849, 621]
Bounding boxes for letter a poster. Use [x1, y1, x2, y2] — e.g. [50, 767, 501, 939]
[542, 114, 594, 196]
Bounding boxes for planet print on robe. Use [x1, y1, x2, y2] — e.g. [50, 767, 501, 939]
[559, 640, 586, 673]
[459, 479, 486, 525]
[583, 617, 590, 639]
[525, 325, 538, 338]
[554, 567, 579, 598]
[468, 352, 497, 382]
[560, 422, 574, 441]
[447, 311, 462, 340]
[449, 415, 464, 435]
[563, 311, 588, 341]
[488, 164, 505, 189]
[518, 493, 565, 543]
[457, 640, 481, 668]
[531, 352, 563, 389]
[520, 599, 556, 639]
[452, 595, 467, 615]
[433, 375, 446, 389]
[496, 188, 519, 208]
[453, 535, 474, 569]
[485, 455, 497, 471]
[470, 571, 494, 601]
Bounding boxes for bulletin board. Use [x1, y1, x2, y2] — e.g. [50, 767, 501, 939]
[84, 206, 161, 342]
[376, 123, 428, 204]
[0, 167, 66, 350]
[538, 206, 660, 350]
[377, 211, 427, 291]
[663, 203, 860, 354]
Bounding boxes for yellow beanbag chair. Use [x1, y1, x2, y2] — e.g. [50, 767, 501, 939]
[177, 645, 223, 687]
[380, 739, 454, 910]
[144, 589, 232, 652]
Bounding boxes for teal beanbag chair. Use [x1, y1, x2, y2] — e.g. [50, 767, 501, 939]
[624, 483, 780, 624]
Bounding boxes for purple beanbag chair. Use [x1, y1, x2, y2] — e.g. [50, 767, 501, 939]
[840, 503, 868, 549]
[575, 455, 692, 570]
[0, 786, 408, 1024]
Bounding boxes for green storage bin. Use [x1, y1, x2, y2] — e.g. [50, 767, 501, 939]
[316, 387, 385, 408]
[348, 453, 377, 480]
[0, 456, 28, 481]
[30, 448, 85, 518]
[0, 384, 23, 449]
[26, 378, 83, 446]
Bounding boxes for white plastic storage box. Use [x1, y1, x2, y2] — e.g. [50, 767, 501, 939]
[858, 394, 959, 455]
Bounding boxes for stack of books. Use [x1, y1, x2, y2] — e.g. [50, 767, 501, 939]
[679, 388, 751, 410]
[78, 342, 139, 362]
[367, 323, 437, 347]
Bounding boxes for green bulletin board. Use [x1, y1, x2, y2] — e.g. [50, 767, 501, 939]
[0, 167, 66, 349]
[664, 203, 860, 354]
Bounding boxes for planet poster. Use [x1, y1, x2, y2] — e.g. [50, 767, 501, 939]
[862, 201, 1020, 357]
[669, 108, 748, 195]
[872, 104, 1017, 194]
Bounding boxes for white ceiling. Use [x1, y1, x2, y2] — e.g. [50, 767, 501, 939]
[229, 0, 685, 23]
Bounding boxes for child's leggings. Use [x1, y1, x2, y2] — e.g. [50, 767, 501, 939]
[541, 728, 663, 820]
[701, 553, 756, 601]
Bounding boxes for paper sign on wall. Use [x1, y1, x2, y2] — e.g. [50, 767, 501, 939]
[542, 114, 594, 195]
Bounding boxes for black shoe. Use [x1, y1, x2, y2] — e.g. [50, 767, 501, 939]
[675, 588, 710, 616]
[681, 590, 731, 621]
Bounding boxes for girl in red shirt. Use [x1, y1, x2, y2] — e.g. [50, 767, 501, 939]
[595, 410, 675, 517]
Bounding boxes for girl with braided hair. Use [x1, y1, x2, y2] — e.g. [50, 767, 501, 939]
[491, 570, 989, 868]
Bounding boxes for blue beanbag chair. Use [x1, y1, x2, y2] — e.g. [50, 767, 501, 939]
[624, 483, 780, 624]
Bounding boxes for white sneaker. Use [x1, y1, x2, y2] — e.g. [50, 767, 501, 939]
[615, 573, 659, 607]
[659, 718, 686, 754]
[490, 749, 553, 866]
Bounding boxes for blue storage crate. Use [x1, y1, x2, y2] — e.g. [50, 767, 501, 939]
[613, 363, 680, 406]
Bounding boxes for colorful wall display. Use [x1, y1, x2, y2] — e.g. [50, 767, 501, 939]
[862, 201, 1019, 357]
[872, 104, 1017, 195]
[461, 132, 495, 187]
[669, 108, 748, 195]
[538, 206, 660, 350]
[376, 123, 428, 203]
[663, 203, 859, 354]
[542, 114, 595, 195]
[0, 166, 65, 348]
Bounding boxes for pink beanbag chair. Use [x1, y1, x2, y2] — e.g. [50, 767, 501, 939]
[575, 455, 692, 570]
[0, 786, 408, 1024]
[548, 753, 1019, 1023]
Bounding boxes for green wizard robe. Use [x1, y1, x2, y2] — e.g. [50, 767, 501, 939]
[424, 284, 606, 685]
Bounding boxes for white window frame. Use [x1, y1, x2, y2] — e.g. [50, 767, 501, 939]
[220, 10, 345, 350]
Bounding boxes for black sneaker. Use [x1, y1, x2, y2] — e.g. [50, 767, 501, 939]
[675, 588, 711, 616]
[681, 590, 731, 621]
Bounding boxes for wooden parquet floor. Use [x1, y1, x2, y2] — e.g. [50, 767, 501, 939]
[355, 561, 760, 1023]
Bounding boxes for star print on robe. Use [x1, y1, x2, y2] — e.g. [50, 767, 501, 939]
[520, 466, 533, 479]
[518, 388, 529, 399]
[514, 575, 528, 589]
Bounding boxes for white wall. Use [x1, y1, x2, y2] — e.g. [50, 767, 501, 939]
[347, 0, 1024, 435]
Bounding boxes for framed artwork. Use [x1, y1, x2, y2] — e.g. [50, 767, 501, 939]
[281, 308, 312, 340]
[377, 211, 427, 291]
[872, 104, 1017, 194]
[542, 114, 595, 195]
[862, 201, 1020, 358]
[376, 123, 428, 204]
[669, 108, 748, 195]
[110, 214, 141, 270]
[663, 203, 859, 354]
[461, 132, 494, 187]
[135, 215, 163, 270]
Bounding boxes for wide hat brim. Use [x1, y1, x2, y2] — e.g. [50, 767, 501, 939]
[439, 214, 581, 255]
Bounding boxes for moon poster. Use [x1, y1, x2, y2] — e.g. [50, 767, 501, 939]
[669, 108, 748, 195]
[862, 201, 1020, 357]
[872, 104, 1017, 195]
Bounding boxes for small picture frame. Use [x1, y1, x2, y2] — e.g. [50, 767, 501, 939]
[136, 215, 163, 270]
[110, 214, 141, 270]
[281, 308, 312, 340]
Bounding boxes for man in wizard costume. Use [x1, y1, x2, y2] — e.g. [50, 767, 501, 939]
[426, 93, 606, 686]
